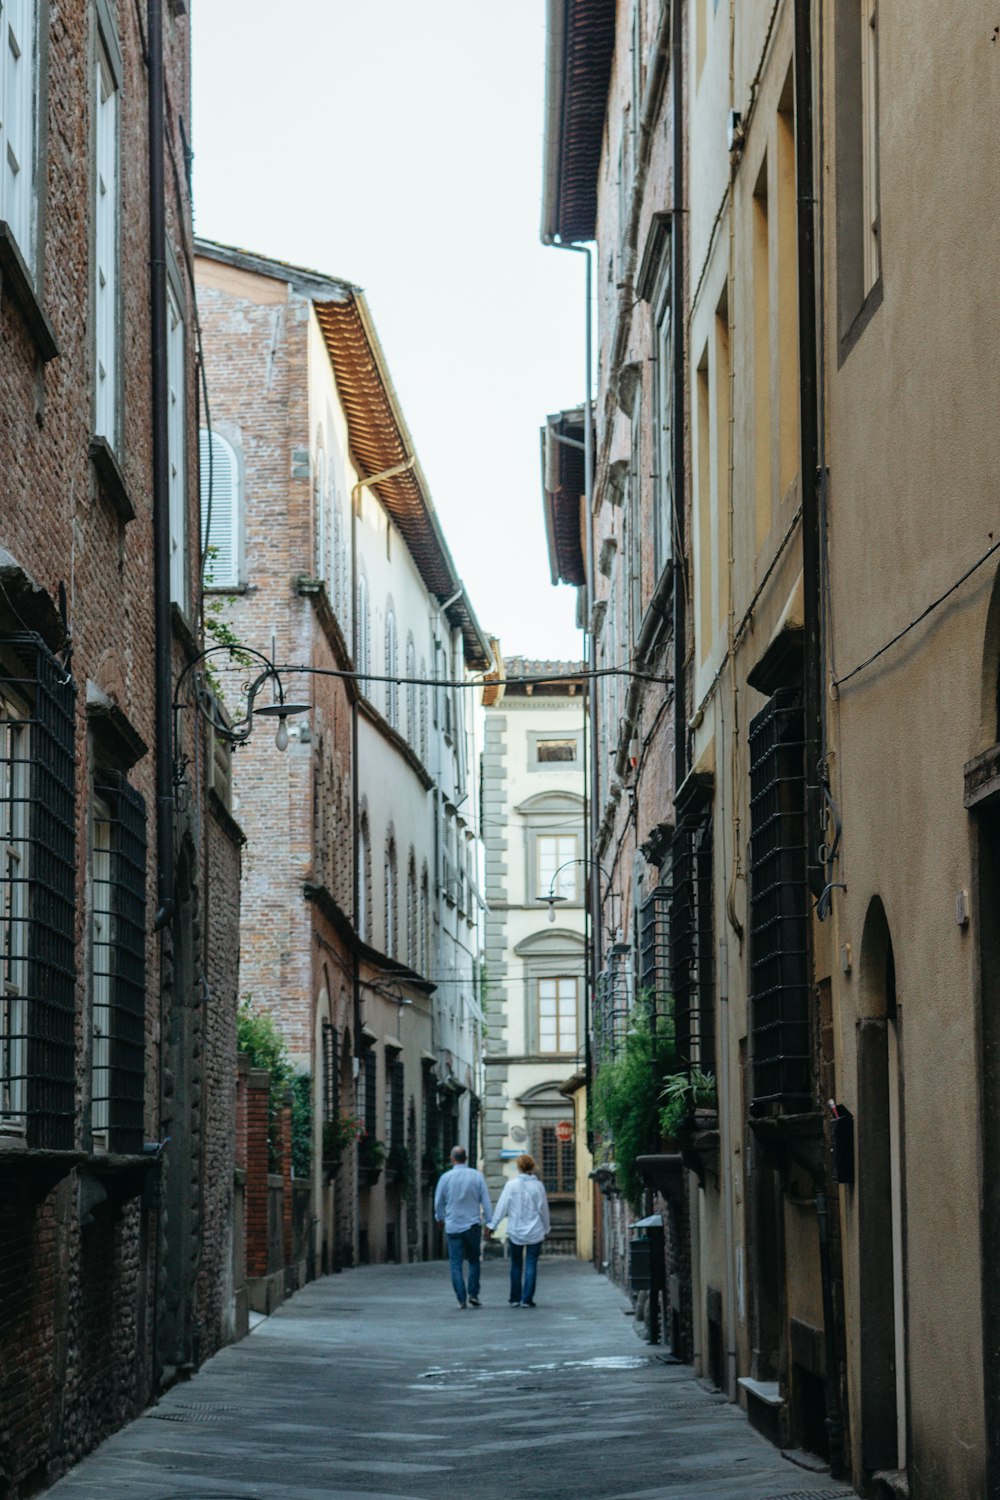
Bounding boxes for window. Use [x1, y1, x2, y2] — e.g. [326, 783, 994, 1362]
[89, 772, 147, 1154]
[313, 447, 327, 580]
[333, 500, 346, 623]
[356, 574, 369, 693]
[536, 739, 576, 764]
[386, 1054, 403, 1154]
[361, 1045, 377, 1140]
[537, 1123, 575, 1196]
[405, 636, 416, 746]
[670, 795, 715, 1079]
[94, 36, 120, 445]
[200, 430, 241, 588]
[836, 0, 881, 341]
[167, 281, 186, 605]
[537, 833, 578, 903]
[1, 687, 28, 1129]
[384, 606, 398, 727]
[0, 0, 38, 269]
[0, 636, 76, 1147]
[406, 852, 417, 967]
[322, 1021, 340, 1131]
[652, 288, 674, 579]
[384, 836, 397, 958]
[538, 976, 578, 1055]
[420, 865, 429, 977]
[419, 663, 428, 764]
[357, 813, 370, 942]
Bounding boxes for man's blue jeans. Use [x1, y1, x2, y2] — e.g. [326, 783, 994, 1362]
[447, 1225, 481, 1305]
[509, 1240, 541, 1305]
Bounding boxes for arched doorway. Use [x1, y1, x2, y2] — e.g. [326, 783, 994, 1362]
[857, 896, 908, 1478]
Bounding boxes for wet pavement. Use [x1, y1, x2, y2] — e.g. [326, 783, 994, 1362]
[42, 1259, 856, 1500]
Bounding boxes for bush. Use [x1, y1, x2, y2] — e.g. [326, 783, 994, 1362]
[590, 994, 675, 1207]
[659, 1067, 717, 1140]
[237, 997, 312, 1176]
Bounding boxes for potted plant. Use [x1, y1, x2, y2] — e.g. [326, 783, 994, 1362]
[357, 1134, 386, 1185]
[322, 1109, 364, 1176]
[659, 1068, 718, 1139]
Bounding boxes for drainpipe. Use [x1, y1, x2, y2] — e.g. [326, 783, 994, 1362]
[350, 456, 415, 1061]
[542, 238, 598, 1113]
[793, 0, 844, 1470]
[671, 0, 687, 799]
[149, 0, 173, 932]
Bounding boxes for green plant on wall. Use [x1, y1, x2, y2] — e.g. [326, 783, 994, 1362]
[323, 1110, 364, 1166]
[659, 1066, 718, 1141]
[589, 990, 676, 1207]
[237, 997, 312, 1175]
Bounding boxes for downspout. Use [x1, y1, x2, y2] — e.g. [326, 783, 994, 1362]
[794, 0, 844, 1471]
[350, 456, 415, 1062]
[671, 0, 687, 798]
[543, 239, 599, 1109]
[431, 583, 463, 1073]
[150, 0, 173, 932]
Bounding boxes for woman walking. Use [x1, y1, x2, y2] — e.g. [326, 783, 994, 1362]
[486, 1153, 550, 1307]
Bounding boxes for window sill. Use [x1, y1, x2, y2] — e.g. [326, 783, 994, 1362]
[0, 1143, 87, 1197]
[0, 222, 59, 362]
[90, 436, 137, 523]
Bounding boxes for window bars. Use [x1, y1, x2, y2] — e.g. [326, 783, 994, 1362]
[639, 884, 671, 1004]
[322, 1021, 340, 1127]
[669, 809, 715, 1077]
[362, 1046, 378, 1141]
[595, 942, 633, 1067]
[90, 772, 147, 1155]
[538, 1123, 575, 1196]
[0, 635, 76, 1149]
[748, 687, 811, 1114]
[389, 1056, 404, 1152]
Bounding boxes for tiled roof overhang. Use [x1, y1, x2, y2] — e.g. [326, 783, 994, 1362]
[541, 409, 587, 587]
[541, 0, 616, 244]
[313, 296, 491, 671]
[194, 239, 491, 672]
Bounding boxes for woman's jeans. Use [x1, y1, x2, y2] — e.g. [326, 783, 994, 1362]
[447, 1225, 482, 1304]
[508, 1240, 541, 1304]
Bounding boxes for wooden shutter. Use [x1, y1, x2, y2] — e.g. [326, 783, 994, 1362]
[199, 429, 240, 587]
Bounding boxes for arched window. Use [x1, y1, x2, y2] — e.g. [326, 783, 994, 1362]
[419, 660, 428, 764]
[313, 445, 326, 579]
[333, 501, 345, 625]
[407, 851, 417, 967]
[199, 429, 241, 588]
[405, 636, 417, 745]
[385, 605, 398, 728]
[356, 573, 369, 693]
[420, 864, 430, 977]
[385, 835, 398, 958]
[358, 811, 371, 941]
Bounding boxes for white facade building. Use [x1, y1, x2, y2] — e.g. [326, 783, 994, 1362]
[482, 660, 592, 1257]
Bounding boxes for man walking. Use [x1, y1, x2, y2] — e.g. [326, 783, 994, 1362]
[434, 1146, 492, 1309]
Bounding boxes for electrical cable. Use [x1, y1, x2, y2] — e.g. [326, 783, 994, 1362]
[832, 535, 1000, 690]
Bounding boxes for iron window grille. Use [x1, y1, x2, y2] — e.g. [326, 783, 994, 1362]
[322, 1021, 340, 1126]
[0, 634, 76, 1149]
[423, 1063, 437, 1168]
[639, 884, 671, 1003]
[748, 687, 811, 1115]
[387, 1055, 404, 1152]
[538, 1123, 575, 1196]
[90, 771, 147, 1155]
[595, 942, 633, 1067]
[669, 810, 715, 1077]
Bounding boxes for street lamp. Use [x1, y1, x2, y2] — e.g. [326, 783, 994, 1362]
[172, 643, 311, 775]
[541, 857, 616, 926]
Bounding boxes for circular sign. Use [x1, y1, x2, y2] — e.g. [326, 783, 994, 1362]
[555, 1120, 574, 1144]
[510, 1125, 528, 1144]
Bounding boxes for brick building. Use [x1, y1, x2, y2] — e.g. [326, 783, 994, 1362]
[0, 3, 241, 1493]
[194, 240, 491, 1273]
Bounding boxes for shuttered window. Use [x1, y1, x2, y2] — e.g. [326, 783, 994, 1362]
[167, 282, 187, 605]
[200, 429, 241, 588]
[1, 0, 37, 267]
[94, 38, 119, 444]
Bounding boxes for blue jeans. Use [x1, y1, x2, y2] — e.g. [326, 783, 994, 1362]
[509, 1240, 541, 1304]
[447, 1225, 482, 1305]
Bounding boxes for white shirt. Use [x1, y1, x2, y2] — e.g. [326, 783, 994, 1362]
[488, 1172, 551, 1246]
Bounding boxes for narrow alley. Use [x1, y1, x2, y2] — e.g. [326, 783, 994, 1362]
[42, 1263, 854, 1500]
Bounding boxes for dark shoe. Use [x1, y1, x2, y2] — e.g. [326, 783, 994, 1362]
[469, 1296, 482, 1307]
[521, 1300, 536, 1308]
[509, 1300, 521, 1307]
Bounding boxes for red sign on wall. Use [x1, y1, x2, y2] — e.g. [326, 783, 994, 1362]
[555, 1120, 574, 1144]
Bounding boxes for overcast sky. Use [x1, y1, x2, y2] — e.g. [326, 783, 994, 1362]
[191, 0, 585, 662]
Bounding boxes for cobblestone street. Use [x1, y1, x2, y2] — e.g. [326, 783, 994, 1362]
[42, 1262, 855, 1500]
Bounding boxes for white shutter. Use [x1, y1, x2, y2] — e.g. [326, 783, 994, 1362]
[199, 429, 239, 587]
[1, 0, 36, 265]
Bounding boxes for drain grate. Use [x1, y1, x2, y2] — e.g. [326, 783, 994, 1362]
[147, 1409, 226, 1425]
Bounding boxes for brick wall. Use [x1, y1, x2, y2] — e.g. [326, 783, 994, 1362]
[244, 1069, 272, 1281]
[0, 3, 241, 1490]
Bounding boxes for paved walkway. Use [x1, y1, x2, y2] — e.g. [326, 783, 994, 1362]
[43, 1260, 855, 1500]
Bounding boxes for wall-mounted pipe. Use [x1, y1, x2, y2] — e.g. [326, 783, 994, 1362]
[150, 0, 174, 932]
[671, 0, 687, 798]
